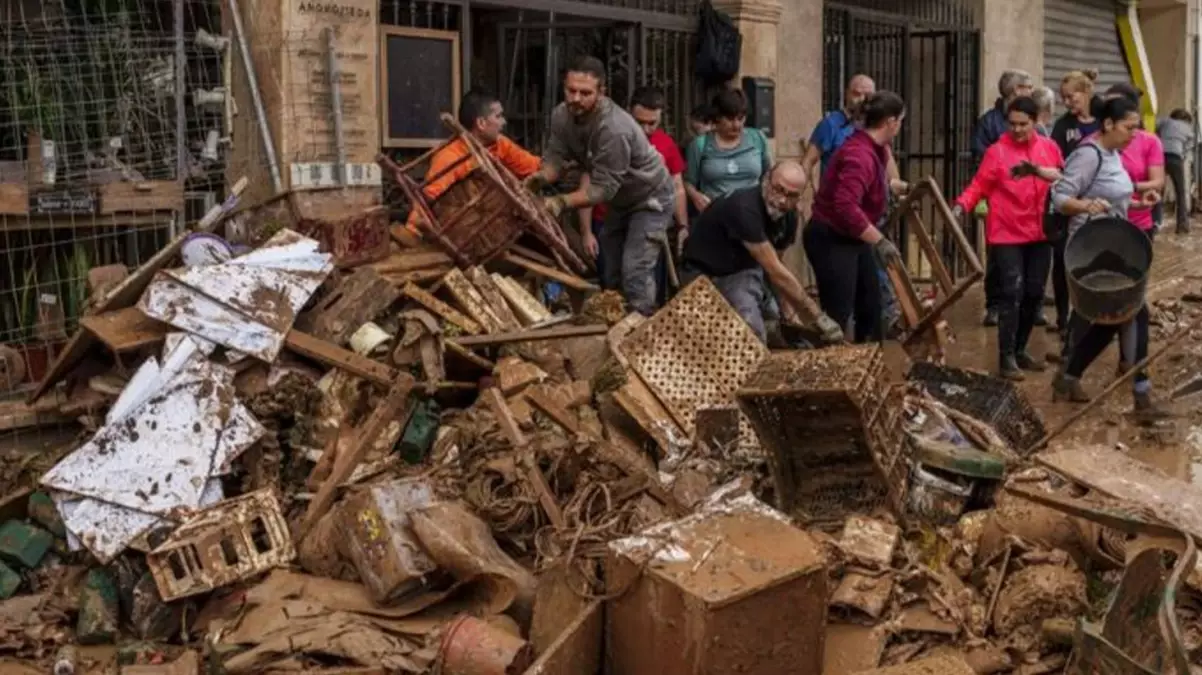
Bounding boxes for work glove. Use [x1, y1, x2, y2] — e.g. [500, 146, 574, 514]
[524, 173, 549, 193]
[815, 313, 845, 345]
[543, 195, 566, 218]
[874, 237, 902, 267]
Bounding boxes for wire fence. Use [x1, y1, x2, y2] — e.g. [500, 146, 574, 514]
[0, 0, 231, 448]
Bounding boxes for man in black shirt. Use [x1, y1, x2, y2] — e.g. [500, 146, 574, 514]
[681, 160, 842, 344]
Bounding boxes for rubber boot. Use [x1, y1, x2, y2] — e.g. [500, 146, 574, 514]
[999, 355, 1024, 381]
[1052, 373, 1090, 403]
[1015, 352, 1046, 372]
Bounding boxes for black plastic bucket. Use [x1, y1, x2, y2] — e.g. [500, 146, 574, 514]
[1064, 216, 1152, 325]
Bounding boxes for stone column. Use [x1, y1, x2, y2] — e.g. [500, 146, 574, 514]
[711, 0, 783, 153]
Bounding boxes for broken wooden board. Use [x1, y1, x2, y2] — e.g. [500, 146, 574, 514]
[285, 331, 395, 387]
[299, 373, 417, 538]
[1039, 444, 1202, 542]
[492, 273, 551, 326]
[305, 267, 400, 346]
[401, 283, 482, 335]
[521, 600, 602, 675]
[443, 267, 510, 334]
[502, 252, 598, 291]
[613, 374, 687, 458]
[0, 396, 72, 432]
[467, 267, 522, 331]
[449, 324, 608, 349]
[79, 307, 170, 353]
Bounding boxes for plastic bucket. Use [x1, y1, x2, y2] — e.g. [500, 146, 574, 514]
[1064, 217, 1152, 326]
[438, 615, 533, 675]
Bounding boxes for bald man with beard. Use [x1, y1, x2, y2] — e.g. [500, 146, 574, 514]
[681, 161, 843, 345]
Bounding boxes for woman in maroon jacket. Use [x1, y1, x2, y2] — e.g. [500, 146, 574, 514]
[804, 91, 906, 343]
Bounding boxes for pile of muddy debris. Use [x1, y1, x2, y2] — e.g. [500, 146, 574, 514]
[1, 216, 1202, 675]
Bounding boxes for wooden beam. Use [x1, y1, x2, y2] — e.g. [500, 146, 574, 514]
[502, 252, 598, 291]
[285, 330, 396, 386]
[449, 324, 608, 348]
[482, 387, 565, 528]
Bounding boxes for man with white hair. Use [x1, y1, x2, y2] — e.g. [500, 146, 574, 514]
[973, 69, 1035, 327]
[1032, 86, 1056, 135]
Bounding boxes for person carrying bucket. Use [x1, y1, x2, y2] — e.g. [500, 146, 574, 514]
[1049, 96, 1164, 415]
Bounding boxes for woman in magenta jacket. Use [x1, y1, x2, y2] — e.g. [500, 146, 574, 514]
[952, 96, 1064, 380]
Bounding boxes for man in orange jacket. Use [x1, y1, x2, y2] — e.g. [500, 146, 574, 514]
[404, 89, 540, 235]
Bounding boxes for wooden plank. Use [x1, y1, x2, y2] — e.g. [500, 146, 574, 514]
[502, 252, 598, 292]
[445, 340, 495, 370]
[449, 324, 608, 348]
[482, 387, 566, 529]
[369, 247, 453, 273]
[467, 266, 522, 331]
[299, 373, 416, 538]
[1039, 445, 1202, 542]
[401, 282, 483, 335]
[522, 601, 603, 675]
[0, 398, 72, 432]
[79, 307, 170, 352]
[613, 375, 686, 457]
[305, 267, 400, 345]
[442, 267, 508, 333]
[99, 180, 184, 214]
[285, 330, 395, 386]
[492, 273, 551, 326]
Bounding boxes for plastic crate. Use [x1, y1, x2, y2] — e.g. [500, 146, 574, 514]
[907, 362, 1045, 454]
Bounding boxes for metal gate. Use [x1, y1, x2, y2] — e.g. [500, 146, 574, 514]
[822, 5, 979, 273]
[497, 17, 697, 152]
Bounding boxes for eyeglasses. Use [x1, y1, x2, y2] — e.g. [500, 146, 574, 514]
[766, 182, 802, 201]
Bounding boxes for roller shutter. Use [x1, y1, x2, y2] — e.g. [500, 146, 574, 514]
[1044, 0, 1130, 92]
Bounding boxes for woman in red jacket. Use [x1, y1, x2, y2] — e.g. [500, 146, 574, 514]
[805, 91, 906, 343]
[953, 96, 1064, 379]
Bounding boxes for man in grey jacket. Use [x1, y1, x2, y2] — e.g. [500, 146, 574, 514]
[526, 56, 676, 315]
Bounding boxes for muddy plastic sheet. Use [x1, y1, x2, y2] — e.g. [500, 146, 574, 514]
[40, 336, 264, 562]
[139, 229, 333, 362]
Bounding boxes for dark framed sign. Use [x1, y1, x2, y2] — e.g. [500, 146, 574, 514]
[380, 26, 461, 148]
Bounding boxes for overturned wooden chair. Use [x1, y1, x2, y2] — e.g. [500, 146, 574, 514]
[884, 177, 984, 363]
[379, 114, 585, 274]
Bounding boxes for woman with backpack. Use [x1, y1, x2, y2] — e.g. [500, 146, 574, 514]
[684, 88, 772, 210]
[1047, 69, 1101, 343]
[951, 96, 1063, 380]
[1050, 96, 1162, 413]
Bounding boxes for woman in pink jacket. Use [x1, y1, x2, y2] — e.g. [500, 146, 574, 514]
[953, 97, 1064, 379]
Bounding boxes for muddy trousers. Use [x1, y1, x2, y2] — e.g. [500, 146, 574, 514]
[803, 219, 883, 343]
[1167, 153, 1190, 232]
[993, 242, 1051, 359]
[599, 201, 673, 316]
[681, 266, 774, 343]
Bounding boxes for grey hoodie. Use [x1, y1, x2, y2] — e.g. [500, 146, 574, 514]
[1051, 140, 1133, 238]
[1157, 117, 1194, 157]
[542, 97, 673, 213]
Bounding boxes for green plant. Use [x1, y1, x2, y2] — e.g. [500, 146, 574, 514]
[13, 61, 66, 140]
